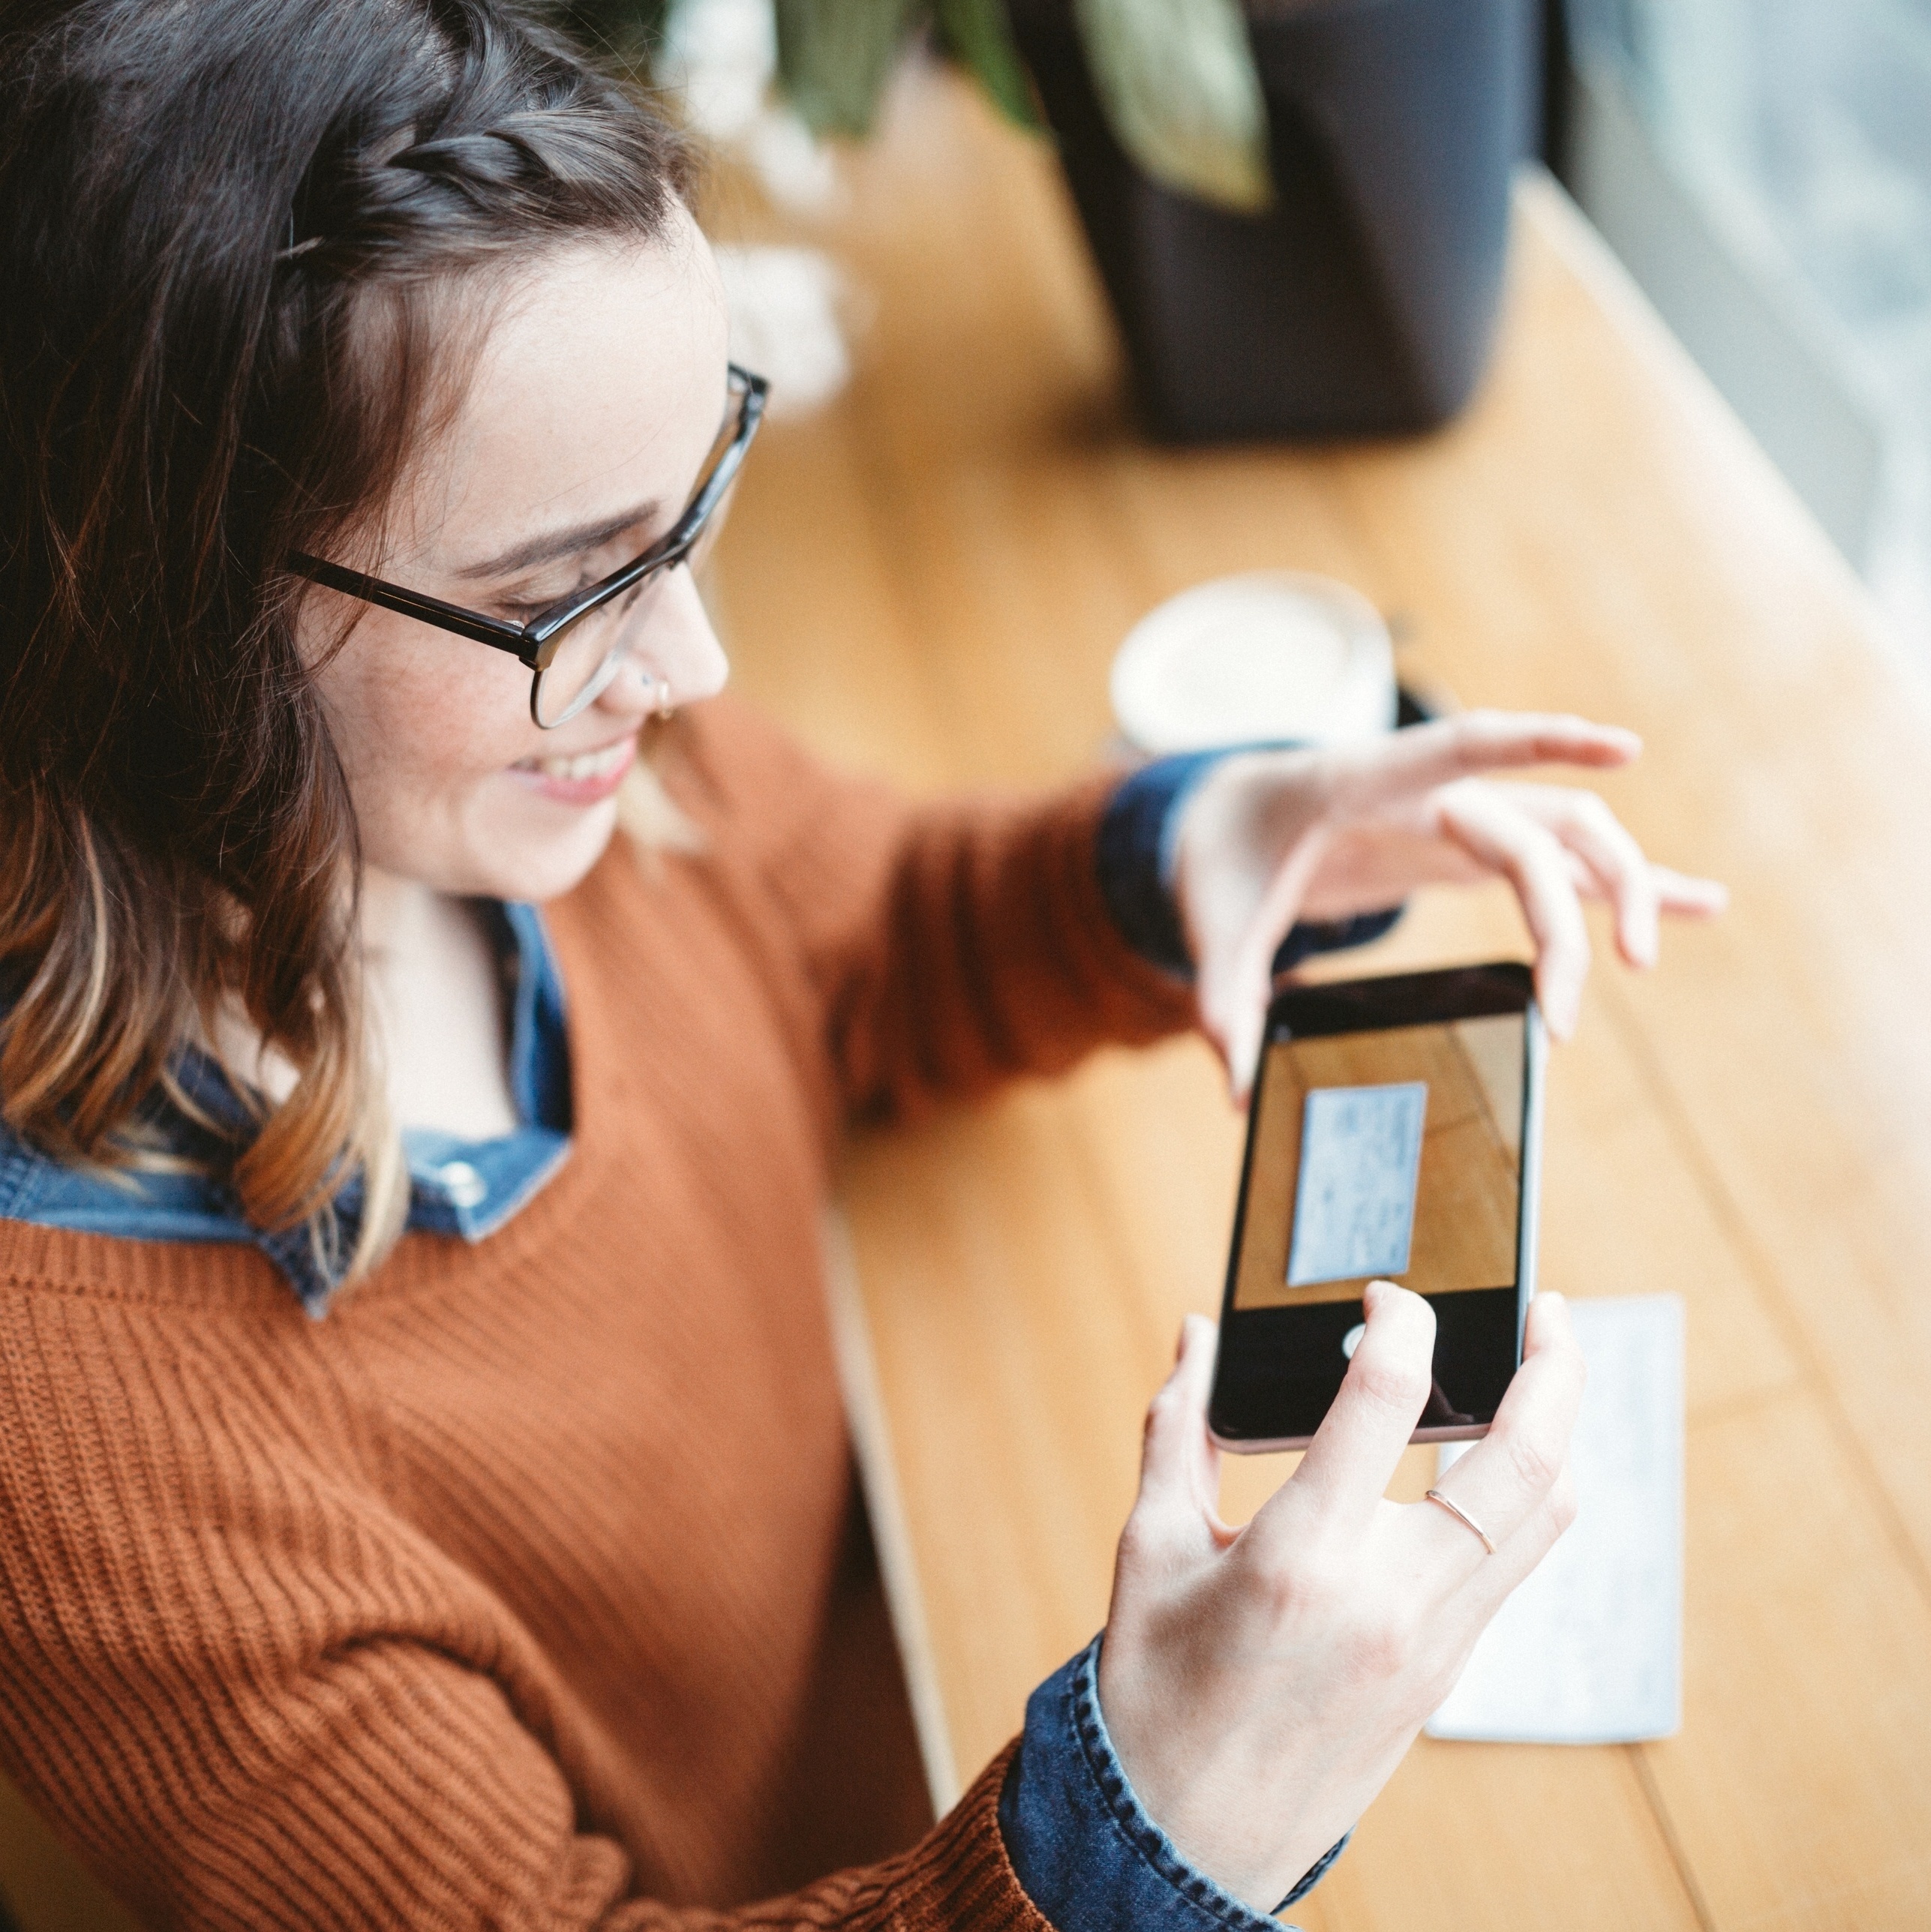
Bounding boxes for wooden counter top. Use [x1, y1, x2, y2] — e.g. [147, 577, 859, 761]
[712, 65, 1931, 1931]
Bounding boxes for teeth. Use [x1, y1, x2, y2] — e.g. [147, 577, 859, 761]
[523, 740, 631, 784]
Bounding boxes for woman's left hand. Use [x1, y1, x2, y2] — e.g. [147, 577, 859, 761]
[1173, 710, 1728, 1100]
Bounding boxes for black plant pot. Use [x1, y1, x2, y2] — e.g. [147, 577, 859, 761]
[1005, 0, 1536, 442]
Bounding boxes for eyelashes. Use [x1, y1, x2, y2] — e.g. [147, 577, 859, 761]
[497, 573, 651, 628]
[495, 570, 598, 624]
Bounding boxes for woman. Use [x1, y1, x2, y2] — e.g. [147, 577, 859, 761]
[0, 2, 1722, 1926]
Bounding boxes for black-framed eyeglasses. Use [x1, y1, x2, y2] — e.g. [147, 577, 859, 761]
[290, 364, 768, 729]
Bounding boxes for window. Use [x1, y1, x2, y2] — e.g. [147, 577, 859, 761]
[1565, 0, 1931, 656]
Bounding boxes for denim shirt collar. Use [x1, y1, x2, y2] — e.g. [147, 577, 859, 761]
[0, 900, 573, 1318]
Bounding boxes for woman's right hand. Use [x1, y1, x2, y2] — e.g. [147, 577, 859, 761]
[1097, 1283, 1585, 1910]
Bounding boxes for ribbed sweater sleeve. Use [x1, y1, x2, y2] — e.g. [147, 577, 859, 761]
[0, 1252, 1052, 1931]
[658, 699, 1197, 1124]
[8, 1633, 1038, 1930]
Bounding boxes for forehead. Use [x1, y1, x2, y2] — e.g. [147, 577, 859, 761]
[401, 223, 731, 568]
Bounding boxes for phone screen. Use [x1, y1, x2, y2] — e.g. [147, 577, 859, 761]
[1211, 965, 1540, 1448]
[1233, 1013, 1524, 1310]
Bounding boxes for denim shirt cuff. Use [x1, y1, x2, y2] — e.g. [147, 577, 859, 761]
[997, 1635, 1350, 1930]
[1095, 749, 1404, 981]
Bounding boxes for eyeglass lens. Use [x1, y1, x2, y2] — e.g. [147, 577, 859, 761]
[528, 389, 748, 729]
[530, 563, 683, 728]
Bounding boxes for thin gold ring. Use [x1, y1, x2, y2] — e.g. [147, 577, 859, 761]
[1425, 1487, 1497, 1556]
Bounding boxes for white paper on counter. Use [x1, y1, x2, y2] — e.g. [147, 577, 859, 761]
[1425, 1293, 1683, 1744]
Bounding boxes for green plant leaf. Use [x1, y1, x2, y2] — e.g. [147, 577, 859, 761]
[934, 0, 1039, 129]
[1073, 0, 1272, 212]
[774, 0, 926, 136]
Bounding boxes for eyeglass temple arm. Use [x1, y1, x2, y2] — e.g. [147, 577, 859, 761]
[290, 554, 539, 661]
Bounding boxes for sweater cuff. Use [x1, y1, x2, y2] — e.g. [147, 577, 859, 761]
[997, 1636, 1350, 1930]
[1095, 751, 1404, 980]
[893, 1742, 1058, 1929]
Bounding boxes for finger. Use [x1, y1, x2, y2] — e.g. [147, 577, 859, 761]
[1326, 711, 1641, 812]
[1422, 1292, 1586, 1566]
[1652, 865, 1728, 916]
[1467, 1464, 1579, 1612]
[1518, 788, 1662, 969]
[1434, 786, 1591, 1039]
[1132, 1315, 1224, 1540]
[1422, 1466, 1578, 1673]
[1194, 841, 1329, 1107]
[1496, 790, 1729, 952]
[1257, 1281, 1437, 1538]
[1193, 934, 1272, 1110]
[1194, 934, 1276, 1111]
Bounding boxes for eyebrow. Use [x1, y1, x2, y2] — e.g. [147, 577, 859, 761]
[452, 500, 664, 582]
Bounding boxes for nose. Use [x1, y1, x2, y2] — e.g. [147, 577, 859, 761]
[600, 565, 730, 718]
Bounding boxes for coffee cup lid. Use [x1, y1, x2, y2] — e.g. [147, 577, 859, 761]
[1110, 572, 1396, 754]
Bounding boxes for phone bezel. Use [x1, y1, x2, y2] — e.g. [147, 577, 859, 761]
[1208, 961, 1546, 1454]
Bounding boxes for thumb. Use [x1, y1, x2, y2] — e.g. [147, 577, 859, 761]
[1197, 951, 1269, 1111]
[1194, 864, 1314, 1106]
[1189, 825, 1331, 1106]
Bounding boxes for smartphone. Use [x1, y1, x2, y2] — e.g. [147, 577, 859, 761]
[1208, 962, 1545, 1452]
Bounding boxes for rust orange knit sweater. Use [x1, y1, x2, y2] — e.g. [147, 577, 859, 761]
[0, 699, 1197, 1929]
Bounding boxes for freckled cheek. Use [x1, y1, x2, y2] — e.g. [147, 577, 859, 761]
[323, 626, 533, 827]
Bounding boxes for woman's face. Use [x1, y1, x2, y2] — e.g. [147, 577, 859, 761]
[305, 214, 733, 904]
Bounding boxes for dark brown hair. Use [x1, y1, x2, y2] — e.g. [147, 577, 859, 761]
[0, 0, 691, 1273]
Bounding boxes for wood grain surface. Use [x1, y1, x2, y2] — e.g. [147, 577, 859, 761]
[707, 56, 1931, 1932]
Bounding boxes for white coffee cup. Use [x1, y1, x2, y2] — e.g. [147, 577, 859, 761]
[1110, 572, 1397, 755]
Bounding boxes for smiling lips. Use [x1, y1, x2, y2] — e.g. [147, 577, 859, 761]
[509, 733, 638, 806]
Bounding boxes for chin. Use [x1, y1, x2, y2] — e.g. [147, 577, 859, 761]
[473, 800, 622, 904]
